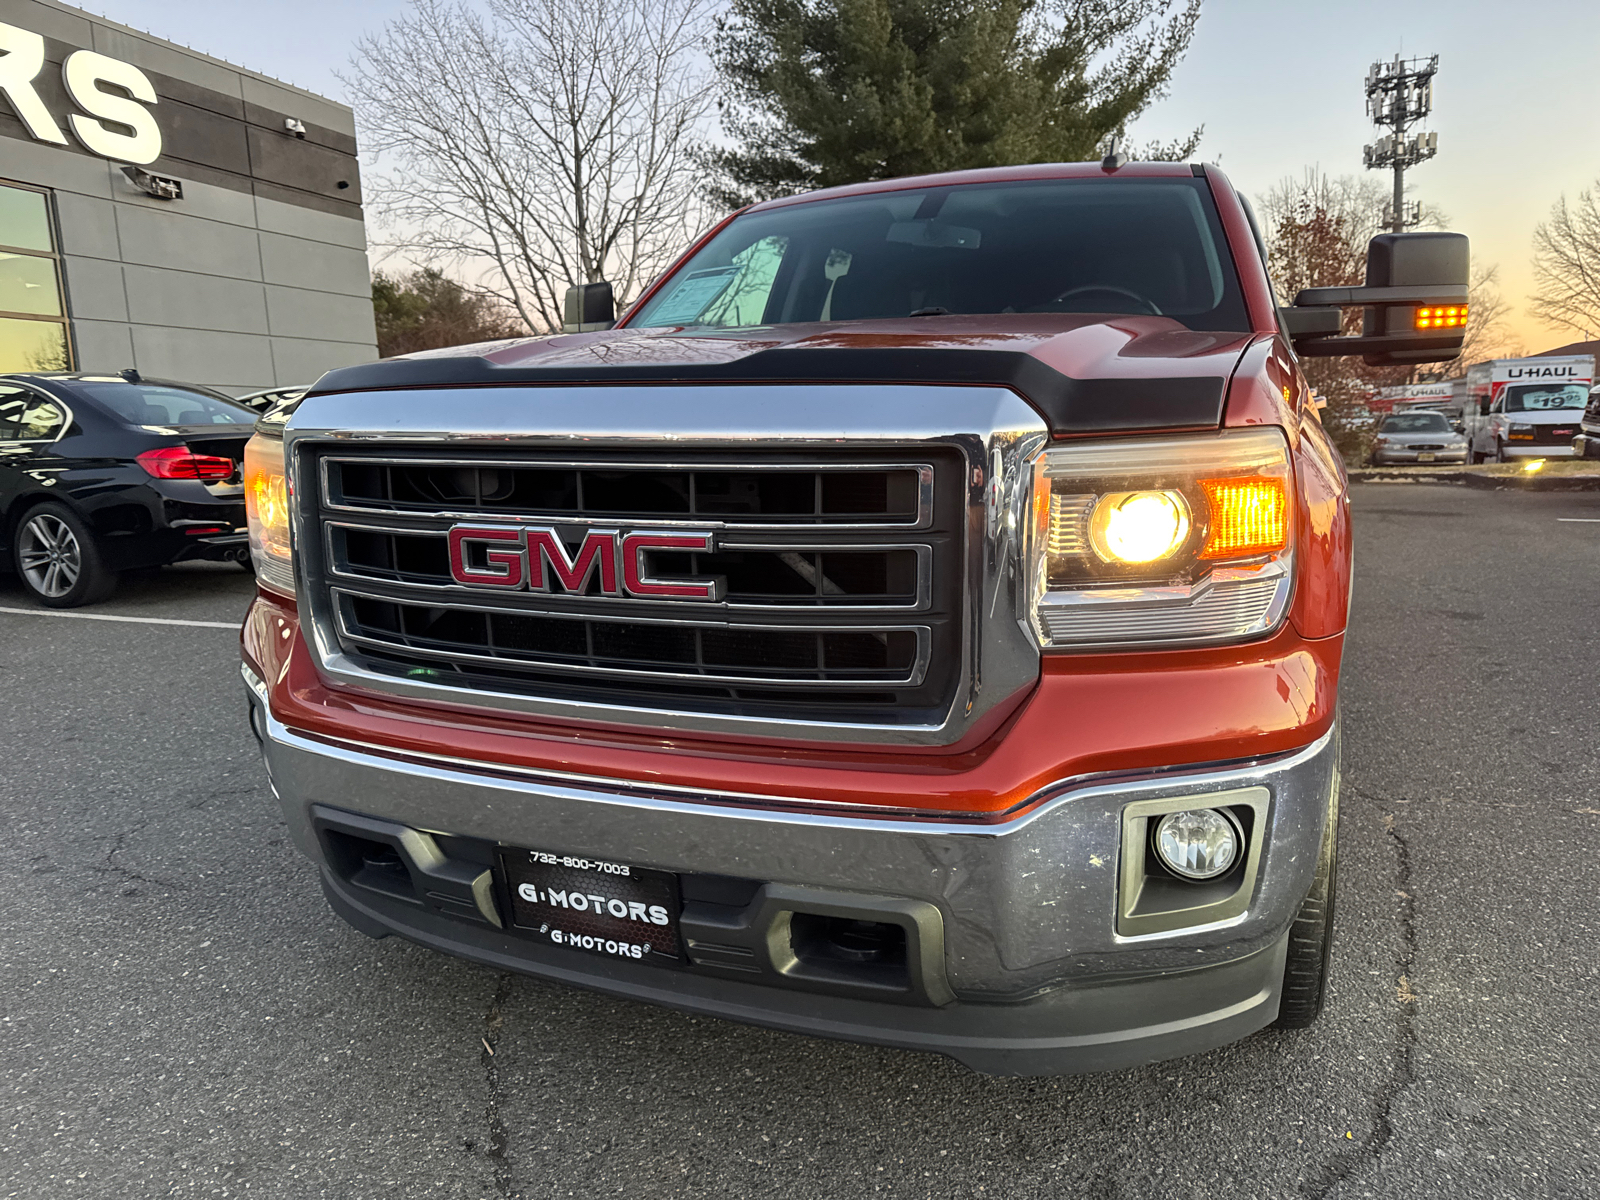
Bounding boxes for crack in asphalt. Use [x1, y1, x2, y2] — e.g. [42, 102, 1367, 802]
[91, 822, 190, 893]
[1302, 790, 1420, 1199]
[480, 973, 515, 1198]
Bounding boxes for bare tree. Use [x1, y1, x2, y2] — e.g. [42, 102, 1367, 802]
[1256, 171, 1388, 460]
[1258, 170, 1383, 302]
[346, 0, 718, 334]
[1448, 263, 1522, 375]
[1530, 181, 1600, 339]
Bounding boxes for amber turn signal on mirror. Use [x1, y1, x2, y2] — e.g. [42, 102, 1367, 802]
[1415, 305, 1467, 330]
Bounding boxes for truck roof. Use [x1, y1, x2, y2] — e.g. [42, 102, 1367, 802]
[746, 162, 1203, 213]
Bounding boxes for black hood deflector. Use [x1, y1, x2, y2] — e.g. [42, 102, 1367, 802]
[305, 345, 1227, 436]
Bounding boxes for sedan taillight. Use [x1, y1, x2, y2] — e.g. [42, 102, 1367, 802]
[136, 446, 237, 480]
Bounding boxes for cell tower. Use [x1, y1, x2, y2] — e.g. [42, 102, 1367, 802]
[1363, 55, 1439, 233]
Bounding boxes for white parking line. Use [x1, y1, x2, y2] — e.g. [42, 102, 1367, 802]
[0, 605, 238, 629]
[1556, 518, 1600, 522]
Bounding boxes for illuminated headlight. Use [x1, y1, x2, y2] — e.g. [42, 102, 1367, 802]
[1026, 428, 1294, 650]
[244, 433, 295, 598]
[1090, 491, 1191, 563]
[1154, 809, 1242, 880]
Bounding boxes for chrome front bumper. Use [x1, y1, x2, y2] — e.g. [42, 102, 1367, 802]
[1372, 449, 1467, 464]
[244, 664, 1337, 1072]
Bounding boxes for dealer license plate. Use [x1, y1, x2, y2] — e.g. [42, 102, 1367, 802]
[498, 847, 682, 966]
[1417, 452, 1436, 462]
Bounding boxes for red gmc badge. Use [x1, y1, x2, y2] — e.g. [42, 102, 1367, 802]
[446, 525, 723, 601]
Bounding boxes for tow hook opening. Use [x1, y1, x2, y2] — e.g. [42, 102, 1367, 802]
[780, 911, 914, 995]
[792, 914, 908, 968]
[324, 829, 419, 903]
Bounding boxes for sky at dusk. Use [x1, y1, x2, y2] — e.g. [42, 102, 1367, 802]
[81, 0, 1600, 352]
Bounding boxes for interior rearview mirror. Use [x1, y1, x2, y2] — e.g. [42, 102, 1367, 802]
[1282, 231, 1469, 366]
[563, 281, 616, 333]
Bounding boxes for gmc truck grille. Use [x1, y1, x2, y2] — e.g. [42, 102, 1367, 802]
[301, 449, 965, 725]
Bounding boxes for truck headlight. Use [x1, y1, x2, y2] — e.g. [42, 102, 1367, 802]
[1026, 428, 1294, 650]
[244, 433, 295, 598]
[1090, 491, 1191, 563]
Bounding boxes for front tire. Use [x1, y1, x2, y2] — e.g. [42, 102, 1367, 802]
[1273, 770, 1339, 1028]
[12, 502, 118, 608]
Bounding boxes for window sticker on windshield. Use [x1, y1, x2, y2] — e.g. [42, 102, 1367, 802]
[645, 267, 742, 326]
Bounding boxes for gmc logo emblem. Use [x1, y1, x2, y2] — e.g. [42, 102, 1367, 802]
[447, 525, 723, 601]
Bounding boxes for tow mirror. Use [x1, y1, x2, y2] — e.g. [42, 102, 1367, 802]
[1283, 231, 1469, 366]
[562, 281, 616, 333]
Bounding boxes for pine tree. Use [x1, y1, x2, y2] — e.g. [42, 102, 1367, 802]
[704, 0, 1202, 208]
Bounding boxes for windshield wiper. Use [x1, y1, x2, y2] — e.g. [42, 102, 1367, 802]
[908, 307, 951, 317]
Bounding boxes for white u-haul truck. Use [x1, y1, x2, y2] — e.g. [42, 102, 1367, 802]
[1463, 355, 1595, 462]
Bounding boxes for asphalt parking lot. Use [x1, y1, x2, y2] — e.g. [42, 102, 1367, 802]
[3, 483, 1598, 1200]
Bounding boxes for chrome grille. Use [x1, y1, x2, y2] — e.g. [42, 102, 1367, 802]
[302, 448, 963, 722]
[326, 522, 931, 611]
[325, 458, 932, 528]
[335, 591, 928, 688]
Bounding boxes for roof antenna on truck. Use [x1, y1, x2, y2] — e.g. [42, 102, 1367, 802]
[119, 368, 142, 383]
[1101, 135, 1128, 171]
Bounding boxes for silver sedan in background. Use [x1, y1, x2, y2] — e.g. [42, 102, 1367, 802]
[1370, 411, 1469, 465]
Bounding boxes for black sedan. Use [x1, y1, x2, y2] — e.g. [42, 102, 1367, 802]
[0, 371, 258, 607]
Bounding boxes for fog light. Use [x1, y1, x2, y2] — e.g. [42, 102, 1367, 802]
[1154, 809, 1242, 880]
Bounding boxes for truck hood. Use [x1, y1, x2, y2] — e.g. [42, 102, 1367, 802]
[1500, 410, 1585, 424]
[312, 315, 1256, 436]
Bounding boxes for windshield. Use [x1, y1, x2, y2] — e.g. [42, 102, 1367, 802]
[629, 178, 1250, 332]
[1505, 383, 1587, 412]
[1381, 413, 1451, 433]
[76, 382, 257, 426]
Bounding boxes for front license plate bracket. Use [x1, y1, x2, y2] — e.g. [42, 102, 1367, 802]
[497, 848, 683, 967]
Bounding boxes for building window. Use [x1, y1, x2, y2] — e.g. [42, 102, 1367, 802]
[0, 181, 72, 373]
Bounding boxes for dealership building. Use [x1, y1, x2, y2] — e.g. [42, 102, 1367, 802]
[0, 0, 377, 394]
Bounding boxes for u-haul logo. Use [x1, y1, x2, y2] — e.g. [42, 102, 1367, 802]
[1507, 365, 1584, 379]
[447, 524, 724, 601]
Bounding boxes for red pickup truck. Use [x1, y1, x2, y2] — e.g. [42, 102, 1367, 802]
[241, 161, 1467, 1074]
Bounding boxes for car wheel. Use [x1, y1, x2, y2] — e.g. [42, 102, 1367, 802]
[1273, 769, 1339, 1029]
[12, 502, 118, 609]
